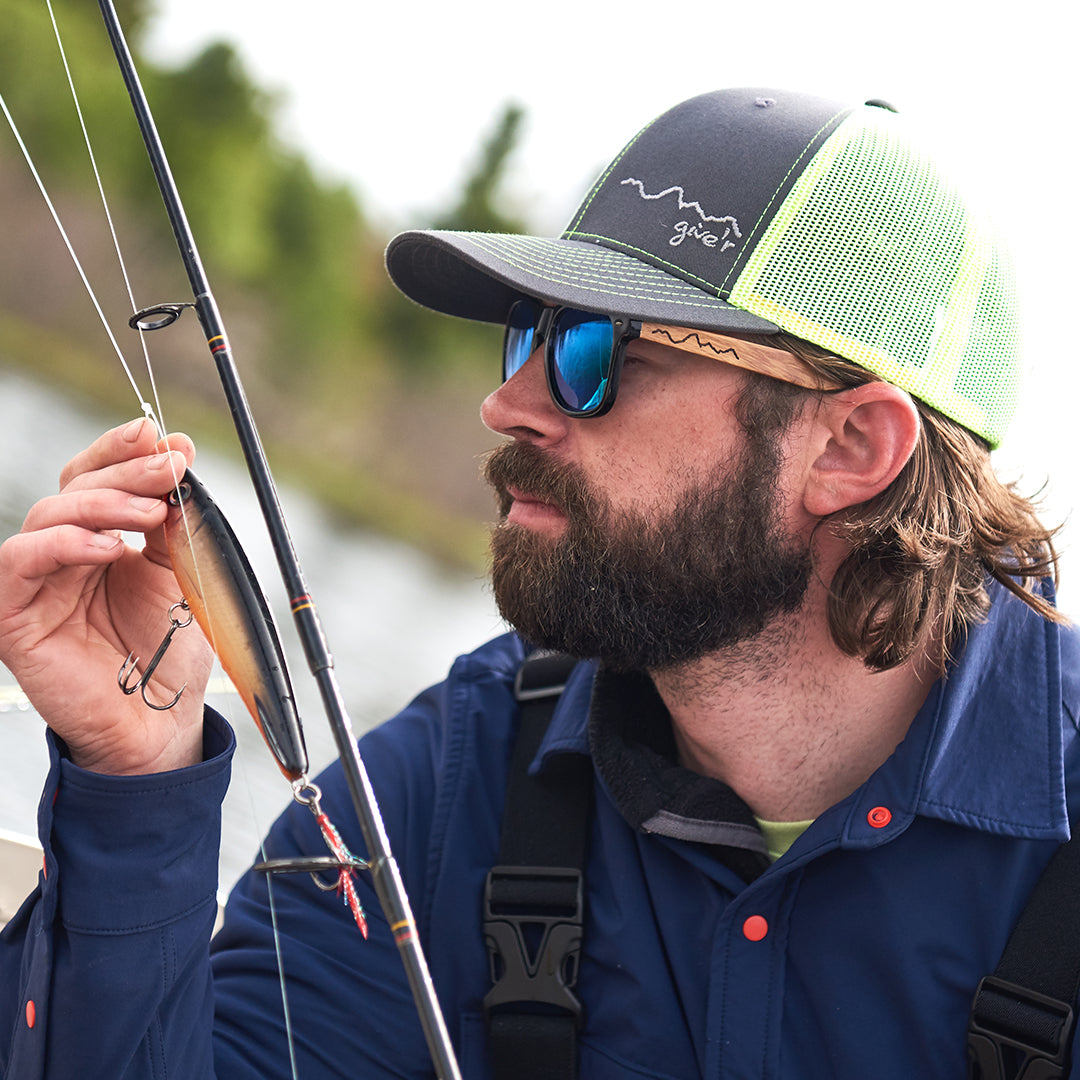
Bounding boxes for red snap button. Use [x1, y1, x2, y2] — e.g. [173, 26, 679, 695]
[867, 806, 892, 828]
[25, 1000, 35, 1028]
[742, 915, 769, 941]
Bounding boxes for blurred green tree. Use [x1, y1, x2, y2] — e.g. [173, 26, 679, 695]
[434, 103, 527, 234]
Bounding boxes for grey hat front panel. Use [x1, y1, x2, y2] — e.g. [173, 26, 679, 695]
[564, 88, 852, 299]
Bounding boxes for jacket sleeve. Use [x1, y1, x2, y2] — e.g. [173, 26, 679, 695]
[0, 648, 497, 1080]
[0, 711, 233, 1079]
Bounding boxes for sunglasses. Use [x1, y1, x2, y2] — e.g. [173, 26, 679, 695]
[503, 298, 844, 418]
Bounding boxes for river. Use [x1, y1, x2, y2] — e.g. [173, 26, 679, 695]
[0, 368, 504, 889]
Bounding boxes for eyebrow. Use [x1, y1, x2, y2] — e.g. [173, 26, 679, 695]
[639, 324, 847, 392]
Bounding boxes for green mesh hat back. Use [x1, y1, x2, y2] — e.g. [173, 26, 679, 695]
[728, 106, 1020, 446]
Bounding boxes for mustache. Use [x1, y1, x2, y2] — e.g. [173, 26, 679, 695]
[482, 442, 593, 521]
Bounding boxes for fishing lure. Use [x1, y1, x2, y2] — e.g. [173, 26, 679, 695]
[161, 469, 371, 934]
[162, 468, 307, 781]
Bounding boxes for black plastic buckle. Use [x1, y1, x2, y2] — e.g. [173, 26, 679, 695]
[483, 865, 584, 1023]
[968, 975, 1075, 1080]
[514, 652, 570, 703]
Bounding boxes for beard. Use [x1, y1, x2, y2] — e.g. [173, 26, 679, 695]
[484, 438, 812, 673]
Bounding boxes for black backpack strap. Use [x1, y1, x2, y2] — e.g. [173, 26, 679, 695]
[484, 651, 593, 1080]
[968, 835, 1080, 1079]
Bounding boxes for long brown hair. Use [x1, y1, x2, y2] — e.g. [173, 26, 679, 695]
[733, 331, 1064, 674]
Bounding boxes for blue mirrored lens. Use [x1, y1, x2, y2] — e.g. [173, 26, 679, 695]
[552, 310, 613, 413]
[503, 300, 542, 381]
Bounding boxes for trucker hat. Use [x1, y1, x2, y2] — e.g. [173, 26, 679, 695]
[386, 87, 1021, 447]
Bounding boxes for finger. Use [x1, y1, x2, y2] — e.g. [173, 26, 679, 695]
[59, 448, 192, 501]
[21, 487, 170, 537]
[154, 431, 196, 461]
[0, 525, 123, 612]
[58, 417, 160, 490]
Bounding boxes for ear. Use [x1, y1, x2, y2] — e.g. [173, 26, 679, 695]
[801, 383, 921, 518]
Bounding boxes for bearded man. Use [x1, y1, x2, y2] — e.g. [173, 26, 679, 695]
[0, 88, 1074, 1080]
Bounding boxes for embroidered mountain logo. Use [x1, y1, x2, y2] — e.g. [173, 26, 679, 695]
[621, 178, 741, 252]
[648, 327, 742, 360]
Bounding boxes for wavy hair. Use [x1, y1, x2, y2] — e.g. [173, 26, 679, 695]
[732, 331, 1064, 674]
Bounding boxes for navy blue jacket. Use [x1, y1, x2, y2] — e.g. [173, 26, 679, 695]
[2, 583, 1079, 1078]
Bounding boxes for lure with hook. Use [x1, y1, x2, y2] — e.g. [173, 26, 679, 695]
[165, 471, 372, 935]
[162, 468, 308, 781]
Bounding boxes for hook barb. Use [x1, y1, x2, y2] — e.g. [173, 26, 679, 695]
[117, 599, 193, 710]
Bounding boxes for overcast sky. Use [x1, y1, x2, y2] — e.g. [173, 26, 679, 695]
[145, 1, 1071, 242]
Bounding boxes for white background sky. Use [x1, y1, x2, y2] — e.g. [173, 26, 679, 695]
[143, 0, 1079, 595]
[146, 1, 1074, 239]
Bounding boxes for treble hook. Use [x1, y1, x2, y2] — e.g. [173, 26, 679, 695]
[117, 599, 193, 710]
[254, 783, 369, 886]
[252, 779, 372, 937]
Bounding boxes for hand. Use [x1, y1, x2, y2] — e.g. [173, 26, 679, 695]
[0, 418, 214, 774]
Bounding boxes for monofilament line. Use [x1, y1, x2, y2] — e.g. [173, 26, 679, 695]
[0, 88, 159, 436]
[44, 0, 167, 440]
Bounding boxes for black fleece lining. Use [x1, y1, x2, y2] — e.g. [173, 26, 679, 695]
[587, 667, 769, 883]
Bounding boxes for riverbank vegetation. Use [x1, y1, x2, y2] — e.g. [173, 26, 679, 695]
[0, 0, 536, 567]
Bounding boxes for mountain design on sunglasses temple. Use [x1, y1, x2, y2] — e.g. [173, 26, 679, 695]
[620, 178, 742, 251]
[646, 327, 747, 359]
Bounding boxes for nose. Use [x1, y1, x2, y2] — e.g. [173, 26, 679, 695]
[481, 348, 568, 444]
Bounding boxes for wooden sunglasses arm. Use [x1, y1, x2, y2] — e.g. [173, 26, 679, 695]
[638, 323, 846, 391]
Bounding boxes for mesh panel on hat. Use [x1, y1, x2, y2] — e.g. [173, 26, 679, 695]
[728, 107, 1021, 447]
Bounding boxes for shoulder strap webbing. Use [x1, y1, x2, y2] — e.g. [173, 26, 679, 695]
[968, 834, 1080, 1079]
[484, 651, 593, 1080]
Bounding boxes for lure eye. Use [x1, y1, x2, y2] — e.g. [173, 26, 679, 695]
[167, 481, 192, 507]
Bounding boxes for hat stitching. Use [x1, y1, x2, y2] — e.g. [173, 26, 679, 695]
[465, 236, 691, 289]
[560, 233, 723, 296]
[718, 108, 850, 293]
[463, 234, 696, 290]
[475, 231, 719, 293]
[465, 248, 706, 300]
[565, 120, 658, 235]
[462, 236, 740, 310]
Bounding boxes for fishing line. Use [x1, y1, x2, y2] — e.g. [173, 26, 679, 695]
[39, 0, 210, 652]
[0, 28, 199, 706]
[0, 75, 196, 706]
[0, 91, 157, 434]
[234, 752, 302, 1078]
[43, 0, 168, 441]
[51, 1, 312, 1062]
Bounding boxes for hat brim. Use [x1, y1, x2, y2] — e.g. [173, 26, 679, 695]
[385, 230, 779, 334]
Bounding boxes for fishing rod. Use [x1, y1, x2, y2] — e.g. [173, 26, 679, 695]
[94, 3, 462, 1076]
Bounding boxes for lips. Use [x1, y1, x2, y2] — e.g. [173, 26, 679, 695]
[484, 441, 590, 536]
[504, 486, 567, 530]
[507, 485, 557, 509]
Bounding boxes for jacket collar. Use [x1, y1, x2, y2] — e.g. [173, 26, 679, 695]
[534, 582, 1076, 845]
[850, 582, 1074, 843]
